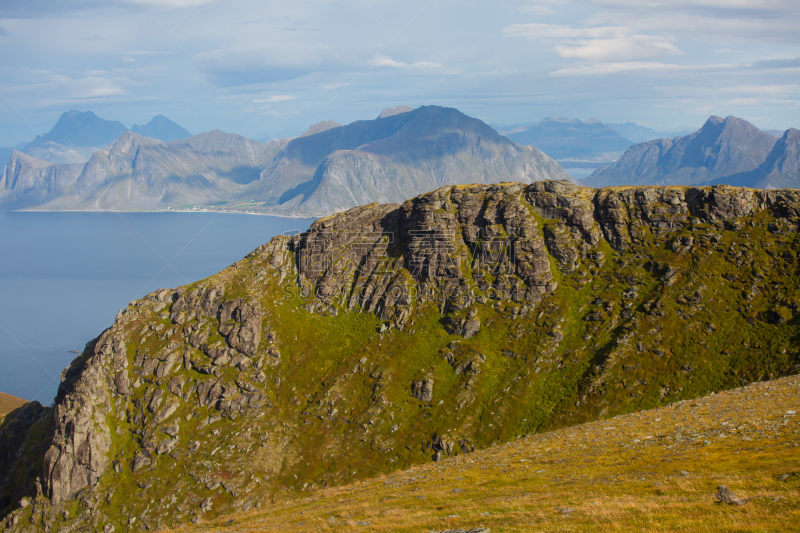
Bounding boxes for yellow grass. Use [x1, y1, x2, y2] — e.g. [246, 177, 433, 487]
[0, 392, 28, 418]
[169, 375, 800, 532]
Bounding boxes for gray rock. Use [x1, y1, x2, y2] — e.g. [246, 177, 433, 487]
[411, 377, 434, 402]
[156, 437, 177, 455]
[132, 452, 151, 472]
[200, 497, 213, 511]
[716, 485, 743, 505]
[114, 370, 129, 396]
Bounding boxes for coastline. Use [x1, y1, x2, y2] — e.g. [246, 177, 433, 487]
[9, 208, 319, 220]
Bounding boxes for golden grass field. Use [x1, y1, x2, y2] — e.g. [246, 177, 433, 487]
[170, 375, 800, 533]
[0, 392, 27, 419]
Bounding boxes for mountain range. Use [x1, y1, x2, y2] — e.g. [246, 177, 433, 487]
[1, 106, 571, 215]
[240, 105, 570, 215]
[503, 117, 635, 163]
[18, 111, 192, 165]
[583, 116, 797, 189]
[1, 130, 288, 210]
[1, 180, 799, 531]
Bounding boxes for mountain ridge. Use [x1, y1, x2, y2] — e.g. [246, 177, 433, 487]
[2, 106, 571, 215]
[584, 115, 780, 188]
[243, 105, 572, 215]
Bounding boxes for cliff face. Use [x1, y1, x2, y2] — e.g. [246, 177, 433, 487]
[2, 181, 800, 531]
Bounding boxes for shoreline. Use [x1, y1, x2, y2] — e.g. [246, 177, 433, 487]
[8, 208, 319, 220]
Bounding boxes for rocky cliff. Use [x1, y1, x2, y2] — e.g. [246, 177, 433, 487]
[2, 181, 800, 532]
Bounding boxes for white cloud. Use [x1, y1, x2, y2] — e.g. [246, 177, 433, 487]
[503, 22, 681, 61]
[253, 95, 296, 103]
[123, 0, 216, 8]
[551, 61, 736, 76]
[371, 54, 441, 70]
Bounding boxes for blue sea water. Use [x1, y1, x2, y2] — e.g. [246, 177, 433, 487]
[0, 211, 314, 404]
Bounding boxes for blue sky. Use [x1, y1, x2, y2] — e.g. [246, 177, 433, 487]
[0, 0, 798, 146]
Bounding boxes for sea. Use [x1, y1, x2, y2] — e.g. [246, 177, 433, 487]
[0, 211, 314, 404]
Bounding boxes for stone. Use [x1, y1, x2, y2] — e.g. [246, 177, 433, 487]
[163, 421, 180, 438]
[114, 371, 130, 396]
[200, 497, 213, 512]
[156, 437, 177, 455]
[715, 485, 743, 505]
[132, 451, 152, 472]
[103, 525, 116, 533]
[411, 377, 434, 402]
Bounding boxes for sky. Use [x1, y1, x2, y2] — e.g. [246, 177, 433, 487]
[0, 0, 798, 146]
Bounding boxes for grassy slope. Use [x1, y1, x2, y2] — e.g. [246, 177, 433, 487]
[0, 393, 28, 418]
[174, 374, 800, 532]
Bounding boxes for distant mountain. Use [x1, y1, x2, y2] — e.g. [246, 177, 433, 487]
[715, 128, 800, 189]
[22, 110, 129, 163]
[131, 115, 191, 142]
[378, 105, 414, 118]
[239, 105, 572, 216]
[299, 121, 341, 138]
[1, 131, 287, 210]
[26, 110, 127, 151]
[0, 151, 84, 208]
[584, 116, 780, 188]
[21, 141, 85, 165]
[606, 122, 692, 143]
[504, 117, 634, 162]
[763, 129, 785, 137]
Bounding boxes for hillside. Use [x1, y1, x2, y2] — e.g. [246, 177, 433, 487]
[1, 181, 800, 532]
[241, 105, 571, 216]
[585, 116, 779, 188]
[0, 393, 27, 419]
[165, 374, 799, 532]
[505, 117, 634, 163]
